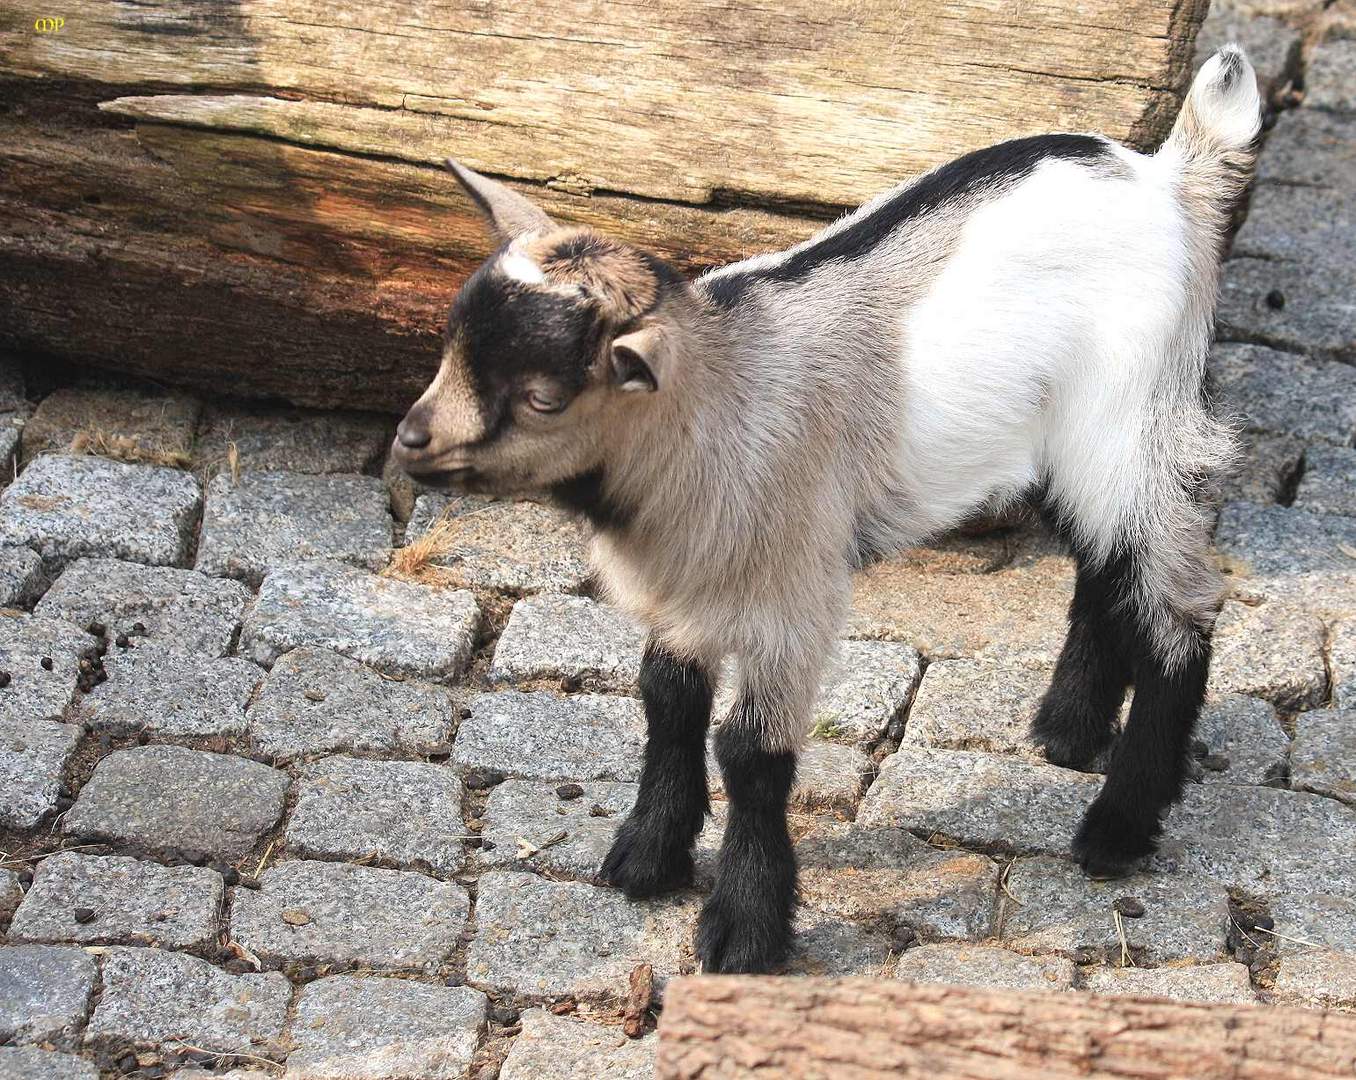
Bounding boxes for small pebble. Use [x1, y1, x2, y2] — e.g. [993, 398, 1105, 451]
[131, 621, 147, 635]
[0, 671, 10, 688]
[466, 836, 484, 849]
[304, 688, 326, 703]
[1114, 896, 1146, 919]
[1253, 914, 1274, 932]
[1265, 289, 1285, 310]
[17, 869, 32, 886]
[556, 783, 585, 801]
[115, 632, 130, 648]
[589, 804, 613, 817]
[491, 1003, 521, 1026]
[464, 766, 507, 791]
[210, 861, 240, 886]
[480, 839, 497, 852]
[237, 874, 262, 890]
[87, 621, 106, 637]
[459, 706, 473, 721]
[73, 906, 96, 924]
[40, 656, 54, 671]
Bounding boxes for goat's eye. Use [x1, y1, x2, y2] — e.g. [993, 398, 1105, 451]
[525, 388, 565, 414]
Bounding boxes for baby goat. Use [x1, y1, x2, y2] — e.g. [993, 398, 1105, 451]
[394, 48, 1262, 974]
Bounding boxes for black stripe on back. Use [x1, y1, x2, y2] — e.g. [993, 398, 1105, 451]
[702, 134, 1113, 308]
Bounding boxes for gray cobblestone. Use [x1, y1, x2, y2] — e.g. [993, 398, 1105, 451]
[286, 757, 465, 875]
[197, 472, 392, 585]
[196, 403, 392, 477]
[230, 860, 468, 972]
[0, 1047, 97, 1080]
[0, 944, 95, 1048]
[707, 737, 872, 814]
[8, 852, 222, 950]
[0, 416, 20, 478]
[858, 747, 1098, 853]
[0, 546, 44, 607]
[490, 594, 645, 691]
[452, 691, 645, 783]
[0, 718, 81, 830]
[1211, 343, 1356, 445]
[1216, 502, 1356, 613]
[247, 647, 459, 762]
[1000, 855, 1230, 964]
[86, 946, 289, 1056]
[0, 869, 19, 927]
[80, 647, 262, 739]
[35, 558, 251, 658]
[408, 495, 590, 594]
[787, 912, 893, 976]
[20, 387, 199, 464]
[849, 557, 1073, 662]
[1267, 890, 1356, 955]
[286, 975, 487, 1080]
[901, 657, 1049, 760]
[1220, 432, 1304, 505]
[466, 871, 691, 999]
[64, 746, 287, 860]
[811, 640, 923, 748]
[0, 454, 201, 569]
[1304, 37, 1356, 112]
[1082, 963, 1256, 1004]
[796, 821, 998, 940]
[1209, 601, 1328, 711]
[1334, 621, 1356, 709]
[242, 560, 481, 682]
[1193, 694, 1289, 786]
[0, 613, 95, 722]
[498, 1009, 654, 1080]
[1271, 948, 1356, 1010]
[1294, 445, 1356, 517]
[1291, 709, 1356, 806]
[893, 943, 1076, 993]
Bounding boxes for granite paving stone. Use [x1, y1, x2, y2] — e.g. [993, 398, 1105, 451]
[0, 546, 44, 607]
[1210, 343, 1356, 445]
[1290, 709, 1356, 805]
[893, 943, 1076, 993]
[1294, 445, 1356, 518]
[901, 657, 1050, 760]
[0, 454, 201, 569]
[0, 613, 96, 722]
[1216, 501, 1356, 612]
[197, 471, 392, 585]
[1265, 890, 1356, 955]
[858, 746, 1099, 854]
[466, 871, 691, 999]
[1271, 949, 1356, 1010]
[1192, 694, 1289, 786]
[0, 415, 21, 477]
[498, 1009, 655, 1080]
[796, 820, 998, 940]
[0, 717, 82, 830]
[452, 691, 645, 783]
[477, 779, 723, 887]
[230, 861, 468, 972]
[85, 946, 290, 1056]
[0, 360, 23, 415]
[20, 387, 199, 464]
[786, 912, 894, 977]
[286, 756, 465, 875]
[35, 558, 251, 657]
[7, 852, 222, 950]
[408, 494, 591, 594]
[1305, 37, 1356, 110]
[0, 944, 96, 1048]
[809, 640, 923, 748]
[708, 735, 873, 814]
[64, 746, 287, 860]
[1082, 963, 1257, 1004]
[1334, 621, 1356, 709]
[242, 560, 481, 682]
[285, 975, 487, 1080]
[490, 594, 646, 691]
[849, 556, 1074, 662]
[1000, 855, 1231, 964]
[195, 403, 392, 477]
[1208, 601, 1328, 710]
[1219, 432, 1304, 505]
[79, 647, 262, 739]
[247, 647, 459, 761]
[0, 1047, 98, 1080]
[0, 869, 20, 927]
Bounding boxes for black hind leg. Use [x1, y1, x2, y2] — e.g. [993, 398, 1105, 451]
[1031, 552, 1134, 768]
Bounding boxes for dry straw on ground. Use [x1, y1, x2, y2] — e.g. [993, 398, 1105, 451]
[68, 427, 191, 469]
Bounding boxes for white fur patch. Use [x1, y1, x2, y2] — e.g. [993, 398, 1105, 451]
[499, 251, 546, 285]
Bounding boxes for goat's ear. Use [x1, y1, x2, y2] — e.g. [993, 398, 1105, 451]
[609, 325, 666, 393]
[447, 158, 554, 241]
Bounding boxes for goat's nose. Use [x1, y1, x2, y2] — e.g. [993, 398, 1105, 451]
[396, 417, 432, 450]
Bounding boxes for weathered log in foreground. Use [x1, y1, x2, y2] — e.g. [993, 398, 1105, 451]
[656, 977, 1356, 1079]
[1, 1, 1207, 411]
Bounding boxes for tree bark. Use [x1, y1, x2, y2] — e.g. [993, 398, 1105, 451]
[656, 976, 1356, 1080]
[0, 0, 1208, 411]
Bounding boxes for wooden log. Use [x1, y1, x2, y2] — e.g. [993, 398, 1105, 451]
[655, 976, 1356, 1080]
[0, 0, 1208, 409]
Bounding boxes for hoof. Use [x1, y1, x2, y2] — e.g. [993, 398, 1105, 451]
[601, 816, 694, 899]
[1072, 798, 1157, 879]
[695, 889, 792, 974]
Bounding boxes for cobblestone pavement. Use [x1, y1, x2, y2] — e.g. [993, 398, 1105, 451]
[3, 11, 1356, 1077]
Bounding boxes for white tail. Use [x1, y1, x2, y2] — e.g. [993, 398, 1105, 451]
[1169, 45, 1263, 156]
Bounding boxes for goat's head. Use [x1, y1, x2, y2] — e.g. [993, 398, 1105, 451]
[393, 160, 687, 495]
